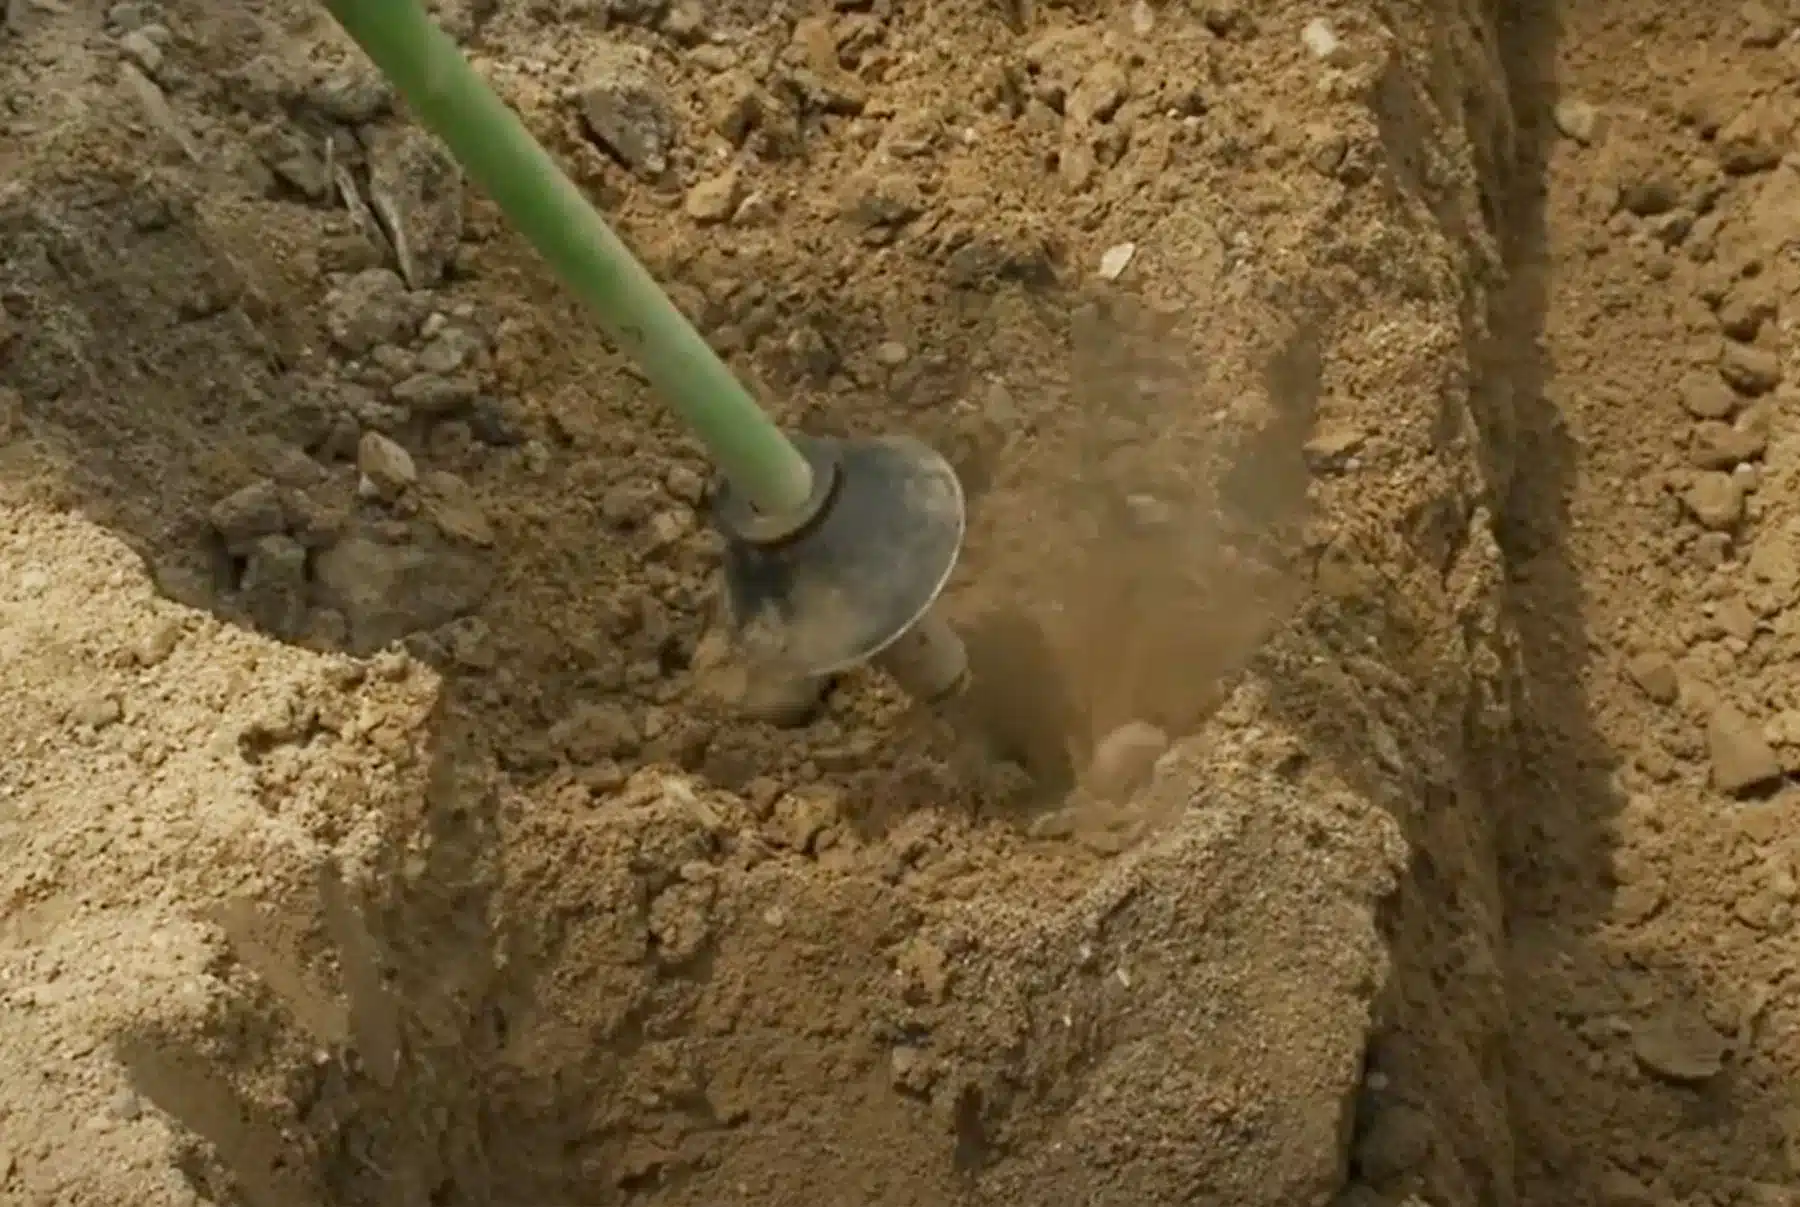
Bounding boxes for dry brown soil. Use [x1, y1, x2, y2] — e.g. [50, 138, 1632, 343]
[6, 0, 1800, 1204]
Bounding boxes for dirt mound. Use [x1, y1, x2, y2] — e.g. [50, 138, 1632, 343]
[24, 0, 1784, 1203]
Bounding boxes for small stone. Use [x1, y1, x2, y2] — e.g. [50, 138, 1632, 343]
[1716, 102, 1787, 174]
[422, 470, 494, 545]
[1680, 371, 1739, 419]
[1632, 1001, 1726, 1083]
[207, 479, 287, 552]
[551, 701, 641, 763]
[665, 464, 706, 503]
[1067, 61, 1128, 124]
[415, 329, 480, 375]
[119, 30, 162, 74]
[107, 1090, 142, 1122]
[1708, 704, 1783, 795]
[873, 341, 910, 368]
[365, 125, 463, 289]
[72, 693, 122, 730]
[392, 372, 478, 416]
[1553, 98, 1601, 144]
[1625, 652, 1678, 703]
[1097, 242, 1136, 281]
[1721, 341, 1782, 394]
[313, 536, 491, 654]
[576, 42, 677, 176]
[357, 431, 417, 499]
[241, 534, 310, 638]
[1683, 471, 1744, 530]
[1618, 172, 1680, 217]
[1300, 17, 1350, 65]
[1085, 720, 1169, 802]
[325, 268, 411, 354]
[1691, 419, 1767, 469]
[684, 167, 743, 224]
[133, 619, 183, 667]
[1741, 1, 1787, 48]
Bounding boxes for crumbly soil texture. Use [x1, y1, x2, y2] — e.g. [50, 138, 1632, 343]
[5, 0, 1800, 1204]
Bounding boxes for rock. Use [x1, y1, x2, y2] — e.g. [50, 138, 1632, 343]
[1683, 471, 1744, 530]
[1553, 98, 1601, 144]
[1097, 241, 1136, 281]
[1708, 703, 1783, 794]
[415, 328, 481, 375]
[1632, 1001, 1726, 1083]
[1721, 341, 1781, 395]
[72, 692, 122, 730]
[306, 67, 391, 124]
[684, 167, 743, 224]
[365, 126, 464, 289]
[207, 479, 287, 552]
[1067, 61, 1128, 124]
[576, 43, 676, 176]
[1352, 1102, 1434, 1185]
[1741, 0, 1787, 45]
[1085, 720, 1170, 802]
[240, 534, 309, 638]
[392, 372, 478, 417]
[1692, 419, 1767, 469]
[551, 701, 641, 762]
[1680, 371, 1739, 419]
[422, 470, 494, 546]
[133, 619, 183, 667]
[1300, 17, 1350, 66]
[325, 268, 412, 354]
[1625, 652, 1679, 703]
[357, 431, 417, 499]
[312, 535, 491, 654]
[1717, 287, 1776, 341]
[1717, 101, 1787, 174]
[1618, 171, 1679, 217]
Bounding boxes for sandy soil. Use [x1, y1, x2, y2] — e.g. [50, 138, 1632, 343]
[4, 0, 1799, 1204]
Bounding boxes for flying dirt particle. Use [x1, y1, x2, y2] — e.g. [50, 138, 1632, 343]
[1707, 703, 1783, 796]
[1084, 720, 1169, 803]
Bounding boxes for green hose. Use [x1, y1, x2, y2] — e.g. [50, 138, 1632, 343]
[322, 0, 815, 518]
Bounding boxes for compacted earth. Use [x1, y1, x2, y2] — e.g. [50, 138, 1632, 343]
[5, 0, 1800, 1204]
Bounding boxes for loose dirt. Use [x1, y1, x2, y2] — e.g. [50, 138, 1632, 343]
[4, 0, 1799, 1204]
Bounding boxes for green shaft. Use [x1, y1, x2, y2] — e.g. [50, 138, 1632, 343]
[322, 0, 814, 517]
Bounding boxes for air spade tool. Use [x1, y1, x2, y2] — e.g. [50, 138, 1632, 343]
[323, 0, 973, 711]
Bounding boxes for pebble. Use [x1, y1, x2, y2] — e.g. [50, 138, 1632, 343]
[576, 42, 676, 176]
[1625, 651, 1678, 703]
[356, 431, 418, 499]
[207, 479, 286, 552]
[1097, 242, 1136, 281]
[1721, 341, 1781, 395]
[1683, 471, 1744, 530]
[1553, 98, 1601, 144]
[1680, 371, 1740, 420]
[1708, 703, 1783, 795]
[1632, 1001, 1726, 1083]
[684, 167, 743, 224]
[422, 470, 493, 546]
[1301, 17, 1350, 66]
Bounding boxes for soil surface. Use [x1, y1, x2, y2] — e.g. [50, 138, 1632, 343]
[4, 0, 1799, 1205]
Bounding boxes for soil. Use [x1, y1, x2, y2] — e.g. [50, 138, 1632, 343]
[5, 0, 1800, 1204]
